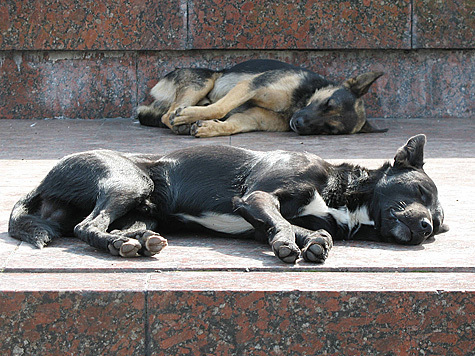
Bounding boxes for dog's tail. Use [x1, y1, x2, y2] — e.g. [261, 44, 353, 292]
[136, 102, 170, 128]
[8, 190, 61, 248]
[137, 75, 177, 127]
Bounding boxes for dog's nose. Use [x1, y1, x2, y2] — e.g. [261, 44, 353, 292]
[290, 117, 304, 132]
[419, 217, 433, 237]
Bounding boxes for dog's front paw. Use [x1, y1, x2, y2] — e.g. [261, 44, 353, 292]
[170, 106, 196, 126]
[191, 120, 227, 137]
[108, 237, 142, 258]
[271, 238, 301, 264]
[301, 229, 333, 263]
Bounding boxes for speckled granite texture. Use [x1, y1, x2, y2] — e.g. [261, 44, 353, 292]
[0, 292, 146, 355]
[0, 119, 474, 355]
[188, 0, 412, 49]
[0, 0, 473, 120]
[0, 0, 186, 50]
[1, 0, 473, 50]
[1, 49, 473, 120]
[413, 0, 475, 48]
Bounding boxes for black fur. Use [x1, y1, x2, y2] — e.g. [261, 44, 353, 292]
[9, 135, 446, 263]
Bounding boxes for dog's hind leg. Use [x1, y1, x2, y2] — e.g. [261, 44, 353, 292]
[233, 191, 300, 264]
[108, 213, 167, 257]
[169, 77, 258, 126]
[73, 191, 161, 258]
[191, 107, 289, 137]
[162, 82, 217, 135]
[139, 68, 221, 135]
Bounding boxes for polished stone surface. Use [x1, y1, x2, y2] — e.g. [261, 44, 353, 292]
[0, 118, 474, 355]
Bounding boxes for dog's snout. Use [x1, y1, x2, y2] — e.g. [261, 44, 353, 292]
[290, 116, 305, 132]
[420, 217, 433, 237]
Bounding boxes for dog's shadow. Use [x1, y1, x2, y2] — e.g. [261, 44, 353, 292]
[2, 231, 434, 268]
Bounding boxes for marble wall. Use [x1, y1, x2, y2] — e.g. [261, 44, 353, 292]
[0, 0, 473, 119]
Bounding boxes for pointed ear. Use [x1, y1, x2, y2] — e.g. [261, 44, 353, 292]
[394, 134, 426, 169]
[344, 71, 384, 98]
[358, 120, 389, 133]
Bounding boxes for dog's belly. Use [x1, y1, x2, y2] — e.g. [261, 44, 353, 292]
[175, 212, 254, 234]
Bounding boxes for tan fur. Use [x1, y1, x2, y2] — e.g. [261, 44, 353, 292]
[351, 99, 367, 133]
[192, 108, 289, 137]
[161, 76, 219, 129]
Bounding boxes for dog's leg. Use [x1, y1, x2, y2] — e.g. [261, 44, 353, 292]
[233, 191, 300, 264]
[73, 190, 162, 257]
[162, 78, 218, 135]
[293, 225, 333, 263]
[169, 78, 257, 126]
[191, 107, 289, 137]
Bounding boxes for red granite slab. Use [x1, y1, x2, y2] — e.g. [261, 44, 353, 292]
[2, 50, 472, 120]
[0, 0, 186, 50]
[0, 118, 474, 356]
[0, 52, 137, 120]
[0, 291, 146, 355]
[188, 0, 412, 49]
[148, 288, 474, 355]
[1, 118, 474, 273]
[413, 0, 475, 48]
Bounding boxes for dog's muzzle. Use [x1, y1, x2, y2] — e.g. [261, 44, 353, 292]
[388, 207, 433, 245]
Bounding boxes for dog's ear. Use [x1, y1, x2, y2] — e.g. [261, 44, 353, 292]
[358, 120, 389, 134]
[394, 134, 426, 169]
[344, 71, 384, 98]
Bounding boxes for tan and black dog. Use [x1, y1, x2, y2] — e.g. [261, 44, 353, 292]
[137, 59, 386, 137]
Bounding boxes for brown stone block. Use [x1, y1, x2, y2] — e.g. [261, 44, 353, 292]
[0, 0, 186, 50]
[414, 0, 475, 48]
[189, 0, 412, 49]
[0, 52, 137, 119]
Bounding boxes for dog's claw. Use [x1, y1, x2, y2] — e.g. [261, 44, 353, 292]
[170, 107, 187, 126]
[190, 121, 203, 136]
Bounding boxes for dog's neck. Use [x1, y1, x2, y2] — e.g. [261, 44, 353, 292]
[321, 162, 390, 211]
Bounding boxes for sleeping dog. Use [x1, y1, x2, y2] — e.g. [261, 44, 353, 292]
[9, 134, 446, 263]
[137, 59, 386, 137]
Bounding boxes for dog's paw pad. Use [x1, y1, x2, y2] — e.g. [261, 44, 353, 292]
[109, 238, 141, 258]
[143, 233, 168, 256]
[302, 243, 324, 262]
[120, 240, 141, 257]
[272, 240, 300, 264]
[301, 230, 333, 263]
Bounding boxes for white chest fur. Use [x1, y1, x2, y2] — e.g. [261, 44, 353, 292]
[299, 191, 374, 231]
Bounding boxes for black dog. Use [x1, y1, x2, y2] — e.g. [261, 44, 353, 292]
[137, 59, 386, 137]
[9, 134, 446, 263]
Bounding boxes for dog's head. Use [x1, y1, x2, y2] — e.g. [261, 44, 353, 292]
[371, 134, 448, 245]
[289, 71, 385, 135]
